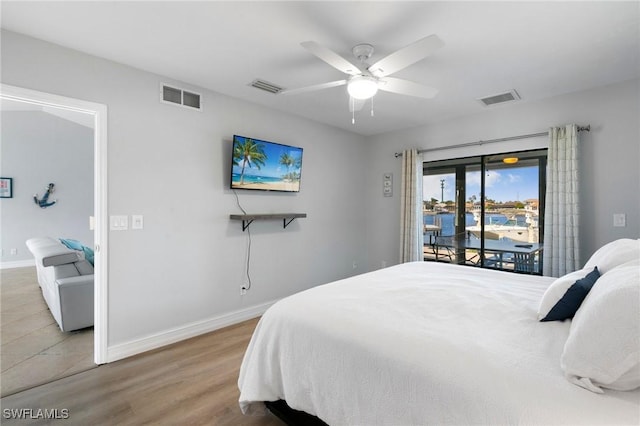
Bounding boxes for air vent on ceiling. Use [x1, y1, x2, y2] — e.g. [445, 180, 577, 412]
[477, 90, 520, 107]
[161, 83, 202, 111]
[250, 79, 284, 94]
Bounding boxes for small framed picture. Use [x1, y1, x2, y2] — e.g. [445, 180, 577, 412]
[0, 177, 13, 198]
[383, 173, 393, 197]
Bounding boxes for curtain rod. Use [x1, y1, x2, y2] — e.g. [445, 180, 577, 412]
[394, 125, 590, 158]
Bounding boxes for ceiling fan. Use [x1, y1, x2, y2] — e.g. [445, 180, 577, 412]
[280, 35, 444, 118]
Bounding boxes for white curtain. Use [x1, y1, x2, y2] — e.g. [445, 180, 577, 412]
[543, 124, 580, 277]
[399, 149, 424, 263]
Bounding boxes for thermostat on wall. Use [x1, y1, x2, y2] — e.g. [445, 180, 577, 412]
[383, 173, 393, 197]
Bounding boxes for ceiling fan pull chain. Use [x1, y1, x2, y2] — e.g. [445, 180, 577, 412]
[352, 97, 356, 124]
[371, 97, 374, 117]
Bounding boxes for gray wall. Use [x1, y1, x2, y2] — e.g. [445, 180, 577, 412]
[1, 30, 369, 346]
[1, 111, 94, 263]
[365, 78, 640, 271]
[3, 28, 638, 353]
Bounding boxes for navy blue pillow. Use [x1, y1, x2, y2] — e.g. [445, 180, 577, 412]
[541, 267, 600, 322]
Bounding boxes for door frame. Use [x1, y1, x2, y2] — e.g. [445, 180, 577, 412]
[1, 83, 108, 364]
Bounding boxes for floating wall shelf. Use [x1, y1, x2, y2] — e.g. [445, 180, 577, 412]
[229, 213, 307, 231]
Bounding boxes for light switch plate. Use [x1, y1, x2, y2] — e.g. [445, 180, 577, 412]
[613, 213, 626, 227]
[110, 215, 128, 231]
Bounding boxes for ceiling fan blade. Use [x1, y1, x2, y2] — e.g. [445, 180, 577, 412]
[301, 41, 361, 76]
[349, 96, 365, 112]
[368, 35, 444, 77]
[378, 77, 438, 99]
[279, 80, 347, 96]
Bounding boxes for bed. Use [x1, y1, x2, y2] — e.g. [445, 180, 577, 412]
[238, 240, 640, 425]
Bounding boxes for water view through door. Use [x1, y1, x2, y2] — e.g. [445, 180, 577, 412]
[422, 150, 546, 274]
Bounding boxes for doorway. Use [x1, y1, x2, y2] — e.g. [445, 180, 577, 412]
[423, 149, 547, 274]
[0, 84, 108, 394]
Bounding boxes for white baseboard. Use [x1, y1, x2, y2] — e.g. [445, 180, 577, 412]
[1, 259, 35, 269]
[106, 299, 277, 363]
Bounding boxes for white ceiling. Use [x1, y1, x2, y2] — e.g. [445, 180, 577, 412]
[1, 1, 638, 136]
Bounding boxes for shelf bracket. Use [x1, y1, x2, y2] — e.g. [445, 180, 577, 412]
[242, 219, 254, 232]
[230, 213, 306, 231]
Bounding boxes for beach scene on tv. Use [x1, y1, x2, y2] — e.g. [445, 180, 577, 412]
[231, 136, 303, 192]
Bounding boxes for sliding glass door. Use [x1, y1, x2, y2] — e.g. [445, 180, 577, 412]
[423, 157, 481, 264]
[423, 149, 546, 274]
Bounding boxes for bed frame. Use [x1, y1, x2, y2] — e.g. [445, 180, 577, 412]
[265, 400, 328, 426]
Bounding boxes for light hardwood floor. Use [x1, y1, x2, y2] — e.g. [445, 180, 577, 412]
[1, 266, 95, 397]
[1, 317, 284, 425]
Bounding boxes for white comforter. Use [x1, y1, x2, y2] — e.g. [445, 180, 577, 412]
[238, 262, 640, 425]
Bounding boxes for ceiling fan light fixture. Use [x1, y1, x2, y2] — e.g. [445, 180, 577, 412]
[347, 75, 378, 100]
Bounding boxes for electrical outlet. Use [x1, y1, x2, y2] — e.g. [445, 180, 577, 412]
[381, 260, 387, 268]
[352, 261, 358, 269]
[613, 213, 626, 227]
[10, 248, 17, 255]
[240, 287, 247, 296]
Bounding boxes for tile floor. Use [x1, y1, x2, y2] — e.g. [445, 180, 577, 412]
[1, 266, 95, 397]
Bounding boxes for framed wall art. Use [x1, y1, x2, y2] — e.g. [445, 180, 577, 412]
[0, 177, 13, 198]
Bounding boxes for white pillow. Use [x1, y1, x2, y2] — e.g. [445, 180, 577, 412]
[583, 238, 640, 274]
[537, 267, 594, 320]
[560, 259, 640, 393]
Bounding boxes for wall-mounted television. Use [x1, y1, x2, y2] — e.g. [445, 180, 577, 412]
[230, 135, 303, 193]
